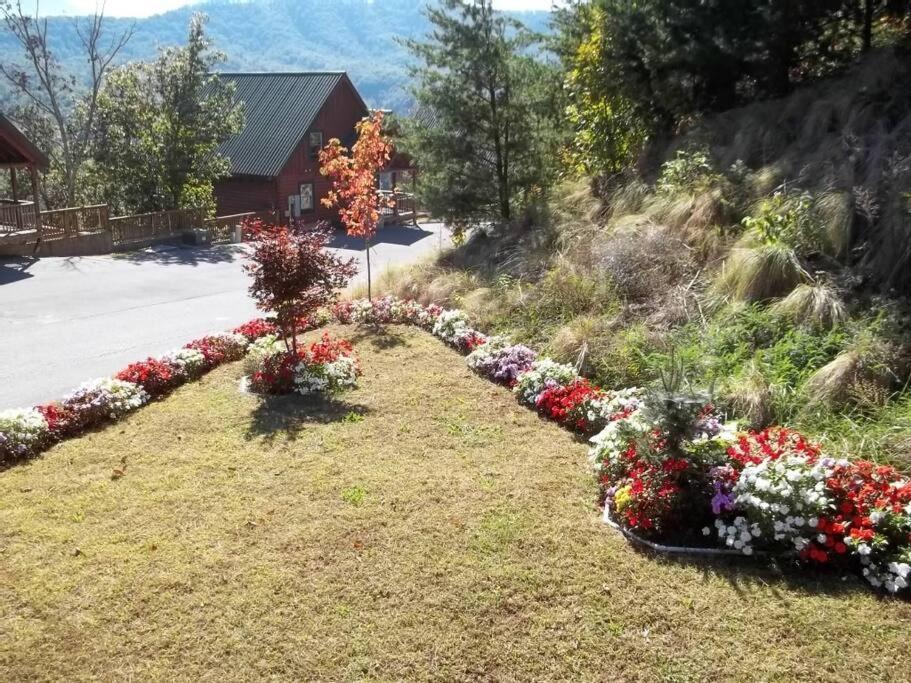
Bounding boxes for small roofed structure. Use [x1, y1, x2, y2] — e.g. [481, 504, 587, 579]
[0, 112, 48, 242]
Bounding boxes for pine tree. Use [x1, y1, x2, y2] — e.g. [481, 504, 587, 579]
[401, 0, 560, 237]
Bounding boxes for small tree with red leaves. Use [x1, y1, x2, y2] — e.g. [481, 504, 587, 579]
[244, 219, 357, 353]
[319, 110, 393, 300]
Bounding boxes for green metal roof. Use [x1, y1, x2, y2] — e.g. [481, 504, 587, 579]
[215, 72, 364, 178]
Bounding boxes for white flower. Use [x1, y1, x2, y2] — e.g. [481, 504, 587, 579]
[161, 348, 207, 377]
[432, 309, 471, 345]
[0, 408, 51, 459]
[64, 377, 148, 418]
[513, 359, 579, 406]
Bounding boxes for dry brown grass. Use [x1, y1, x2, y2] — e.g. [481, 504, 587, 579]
[2, 325, 910, 681]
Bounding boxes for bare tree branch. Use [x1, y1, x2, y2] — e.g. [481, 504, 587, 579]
[0, 0, 134, 206]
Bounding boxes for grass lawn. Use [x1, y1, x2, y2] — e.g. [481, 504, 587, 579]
[1, 325, 909, 681]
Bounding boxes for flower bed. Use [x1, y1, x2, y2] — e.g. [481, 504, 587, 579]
[0, 318, 282, 467]
[245, 333, 361, 396]
[329, 296, 911, 595]
[5, 292, 909, 595]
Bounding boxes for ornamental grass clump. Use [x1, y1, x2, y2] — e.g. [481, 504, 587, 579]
[770, 282, 847, 329]
[0, 408, 51, 464]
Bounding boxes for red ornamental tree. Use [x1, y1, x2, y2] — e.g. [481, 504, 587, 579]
[319, 111, 394, 300]
[244, 219, 357, 353]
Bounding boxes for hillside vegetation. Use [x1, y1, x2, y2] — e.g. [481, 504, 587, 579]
[375, 48, 911, 469]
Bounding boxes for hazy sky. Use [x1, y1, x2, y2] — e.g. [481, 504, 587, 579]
[41, 0, 555, 18]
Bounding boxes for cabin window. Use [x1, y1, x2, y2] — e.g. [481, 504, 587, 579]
[299, 182, 315, 212]
[308, 131, 324, 161]
[378, 171, 394, 192]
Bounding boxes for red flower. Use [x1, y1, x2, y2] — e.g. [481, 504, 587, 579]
[727, 427, 821, 468]
[116, 358, 179, 398]
[233, 319, 278, 342]
[36, 403, 79, 438]
[535, 380, 607, 434]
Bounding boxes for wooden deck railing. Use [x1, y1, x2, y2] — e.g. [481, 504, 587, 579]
[378, 190, 418, 227]
[109, 207, 206, 245]
[0, 200, 38, 236]
[40, 204, 109, 239]
[4, 194, 421, 252]
[204, 209, 281, 243]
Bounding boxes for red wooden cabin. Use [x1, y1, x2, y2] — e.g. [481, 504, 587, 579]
[213, 72, 369, 225]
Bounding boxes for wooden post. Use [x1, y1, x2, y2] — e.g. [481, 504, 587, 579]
[10, 168, 22, 232]
[412, 169, 418, 226]
[29, 165, 42, 245]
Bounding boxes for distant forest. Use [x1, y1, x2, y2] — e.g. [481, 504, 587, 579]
[0, 0, 551, 110]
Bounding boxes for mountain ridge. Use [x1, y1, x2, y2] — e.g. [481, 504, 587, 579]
[0, 0, 552, 110]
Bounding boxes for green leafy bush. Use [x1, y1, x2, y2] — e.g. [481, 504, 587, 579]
[742, 191, 825, 254]
[657, 149, 721, 196]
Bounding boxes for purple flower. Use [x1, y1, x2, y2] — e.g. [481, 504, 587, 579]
[709, 464, 737, 515]
[711, 483, 736, 515]
[479, 345, 536, 383]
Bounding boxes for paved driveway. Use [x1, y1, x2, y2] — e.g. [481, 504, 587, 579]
[0, 223, 450, 408]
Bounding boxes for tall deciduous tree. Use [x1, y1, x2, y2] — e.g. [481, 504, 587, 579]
[92, 13, 244, 215]
[0, 0, 133, 207]
[401, 0, 561, 235]
[320, 111, 393, 301]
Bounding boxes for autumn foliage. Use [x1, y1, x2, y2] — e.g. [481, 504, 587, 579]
[243, 219, 357, 352]
[319, 111, 394, 298]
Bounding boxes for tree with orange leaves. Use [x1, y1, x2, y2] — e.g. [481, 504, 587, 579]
[319, 111, 393, 300]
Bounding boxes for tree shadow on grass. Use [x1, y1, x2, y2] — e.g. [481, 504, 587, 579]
[616, 529, 910, 602]
[347, 325, 412, 351]
[245, 393, 373, 443]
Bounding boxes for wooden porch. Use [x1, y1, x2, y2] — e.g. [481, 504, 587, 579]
[378, 190, 418, 228]
[0, 113, 48, 246]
